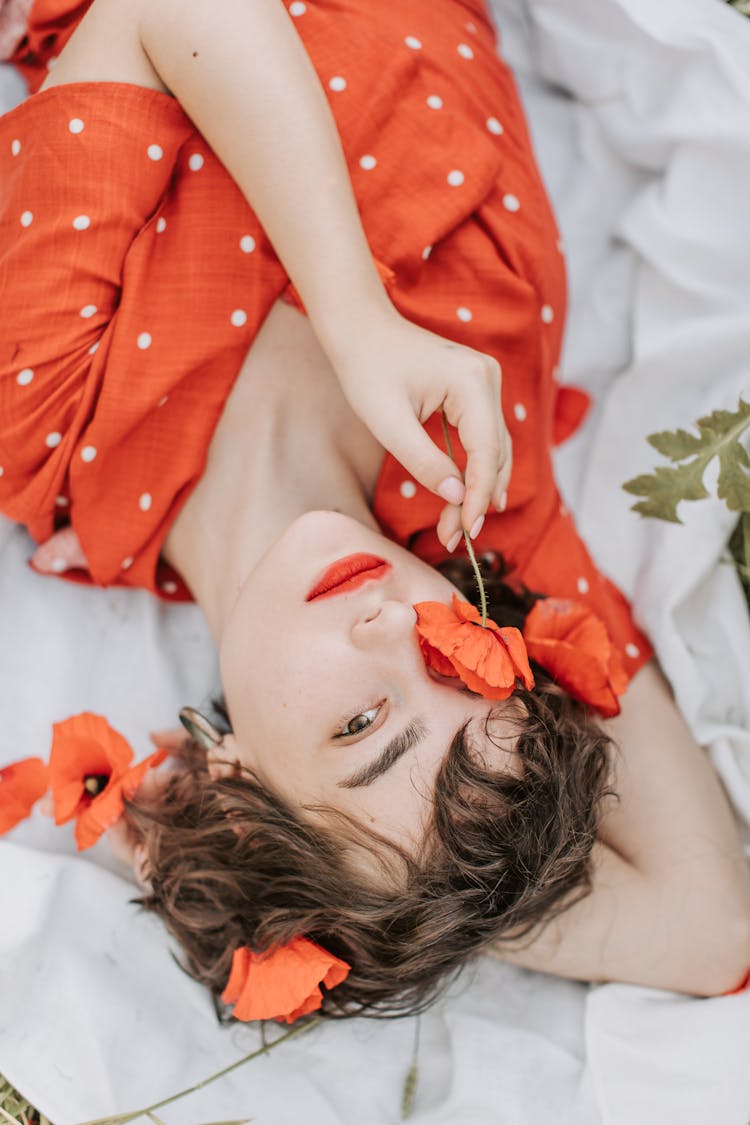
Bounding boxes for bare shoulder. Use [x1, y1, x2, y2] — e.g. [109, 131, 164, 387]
[598, 658, 746, 879]
[38, 0, 170, 96]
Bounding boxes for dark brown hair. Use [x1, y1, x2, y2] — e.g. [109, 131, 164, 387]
[129, 555, 614, 1019]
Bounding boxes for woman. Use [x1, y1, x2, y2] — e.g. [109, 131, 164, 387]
[1, 0, 749, 1021]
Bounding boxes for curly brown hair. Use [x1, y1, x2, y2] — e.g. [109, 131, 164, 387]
[129, 555, 614, 1019]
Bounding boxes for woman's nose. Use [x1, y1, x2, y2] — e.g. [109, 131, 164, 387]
[350, 599, 417, 650]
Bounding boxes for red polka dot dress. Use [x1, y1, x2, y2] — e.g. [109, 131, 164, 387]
[0, 0, 651, 673]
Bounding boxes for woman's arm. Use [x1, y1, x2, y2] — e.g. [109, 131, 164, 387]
[495, 661, 750, 995]
[42, 0, 510, 545]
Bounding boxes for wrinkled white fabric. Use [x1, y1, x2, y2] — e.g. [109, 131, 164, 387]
[1, 0, 749, 1121]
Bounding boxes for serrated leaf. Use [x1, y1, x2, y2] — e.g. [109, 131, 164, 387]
[624, 397, 750, 523]
[647, 427, 704, 460]
[718, 443, 750, 510]
[624, 462, 709, 522]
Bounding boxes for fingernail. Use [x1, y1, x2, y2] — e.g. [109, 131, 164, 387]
[437, 477, 465, 505]
[446, 531, 462, 553]
[469, 515, 485, 540]
[499, 490, 508, 512]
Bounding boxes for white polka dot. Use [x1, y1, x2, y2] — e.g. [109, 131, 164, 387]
[80, 305, 97, 319]
[138, 493, 152, 512]
[157, 395, 169, 407]
[16, 368, 33, 386]
[289, 0, 306, 13]
[72, 214, 90, 231]
[625, 643, 641, 659]
[503, 194, 521, 212]
[422, 245, 433, 261]
[514, 403, 527, 422]
[447, 169, 465, 187]
[329, 76, 347, 92]
[161, 580, 178, 595]
[55, 495, 69, 508]
[50, 557, 67, 573]
[45, 432, 62, 449]
[400, 480, 417, 499]
[404, 35, 422, 49]
[20, 211, 33, 227]
[121, 556, 134, 570]
[456, 307, 473, 323]
[466, 21, 477, 33]
[577, 576, 590, 595]
[80, 445, 97, 463]
[147, 144, 163, 162]
[359, 154, 377, 171]
[46, 55, 57, 70]
[457, 43, 474, 59]
[156, 217, 167, 234]
[88, 341, 100, 355]
[68, 118, 84, 134]
[188, 153, 204, 171]
[240, 235, 256, 253]
[541, 305, 554, 324]
[426, 95, 443, 110]
[137, 332, 152, 350]
[0, 467, 4, 477]
[230, 309, 248, 327]
[11, 139, 21, 156]
[486, 117, 504, 135]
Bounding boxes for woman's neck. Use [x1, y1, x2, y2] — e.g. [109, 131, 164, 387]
[162, 301, 383, 644]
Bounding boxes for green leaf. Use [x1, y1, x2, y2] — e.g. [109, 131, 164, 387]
[647, 427, 704, 460]
[624, 397, 750, 522]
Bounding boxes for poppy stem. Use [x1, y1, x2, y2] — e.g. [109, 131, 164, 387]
[74, 1017, 322, 1125]
[440, 412, 488, 626]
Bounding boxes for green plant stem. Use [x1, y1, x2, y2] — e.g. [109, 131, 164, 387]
[77, 1018, 322, 1125]
[440, 412, 488, 625]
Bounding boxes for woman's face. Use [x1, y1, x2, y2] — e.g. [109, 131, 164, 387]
[218, 511, 519, 852]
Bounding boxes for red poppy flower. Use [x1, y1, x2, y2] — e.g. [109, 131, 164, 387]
[49, 712, 167, 850]
[523, 598, 629, 717]
[222, 937, 351, 1024]
[414, 595, 534, 701]
[0, 758, 49, 834]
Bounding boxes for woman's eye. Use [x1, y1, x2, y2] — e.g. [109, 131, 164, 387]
[337, 705, 382, 738]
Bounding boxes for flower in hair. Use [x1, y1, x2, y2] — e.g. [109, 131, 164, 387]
[49, 712, 167, 850]
[414, 595, 534, 700]
[222, 936, 351, 1023]
[523, 598, 628, 717]
[0, 758, 49, 834]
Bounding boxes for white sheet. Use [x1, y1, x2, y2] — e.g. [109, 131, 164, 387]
[1, 1, 749, 1121]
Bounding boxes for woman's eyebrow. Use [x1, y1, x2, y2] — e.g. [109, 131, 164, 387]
[337, 718, 428, 789]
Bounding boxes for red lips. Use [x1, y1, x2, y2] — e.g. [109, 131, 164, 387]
[306, 553, 391, 601]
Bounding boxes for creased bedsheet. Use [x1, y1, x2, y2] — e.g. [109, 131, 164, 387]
[1, 0, 749, 1122]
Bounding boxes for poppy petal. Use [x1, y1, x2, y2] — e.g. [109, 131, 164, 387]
[50, 713, 134, 826]
[222, 937, 351, 1023]
[0, 758, 49, 834]
[73, 748, 168, 851]
[415, 598, 534, 701]
[524, 598, 626, 716]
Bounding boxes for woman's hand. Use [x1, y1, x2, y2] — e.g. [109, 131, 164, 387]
[329, 307, 512, 549]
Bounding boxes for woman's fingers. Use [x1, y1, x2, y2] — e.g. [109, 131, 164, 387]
[442, 356, 512, 535]
[436, 502, 464, 552]
[30, 525, 89, 575]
